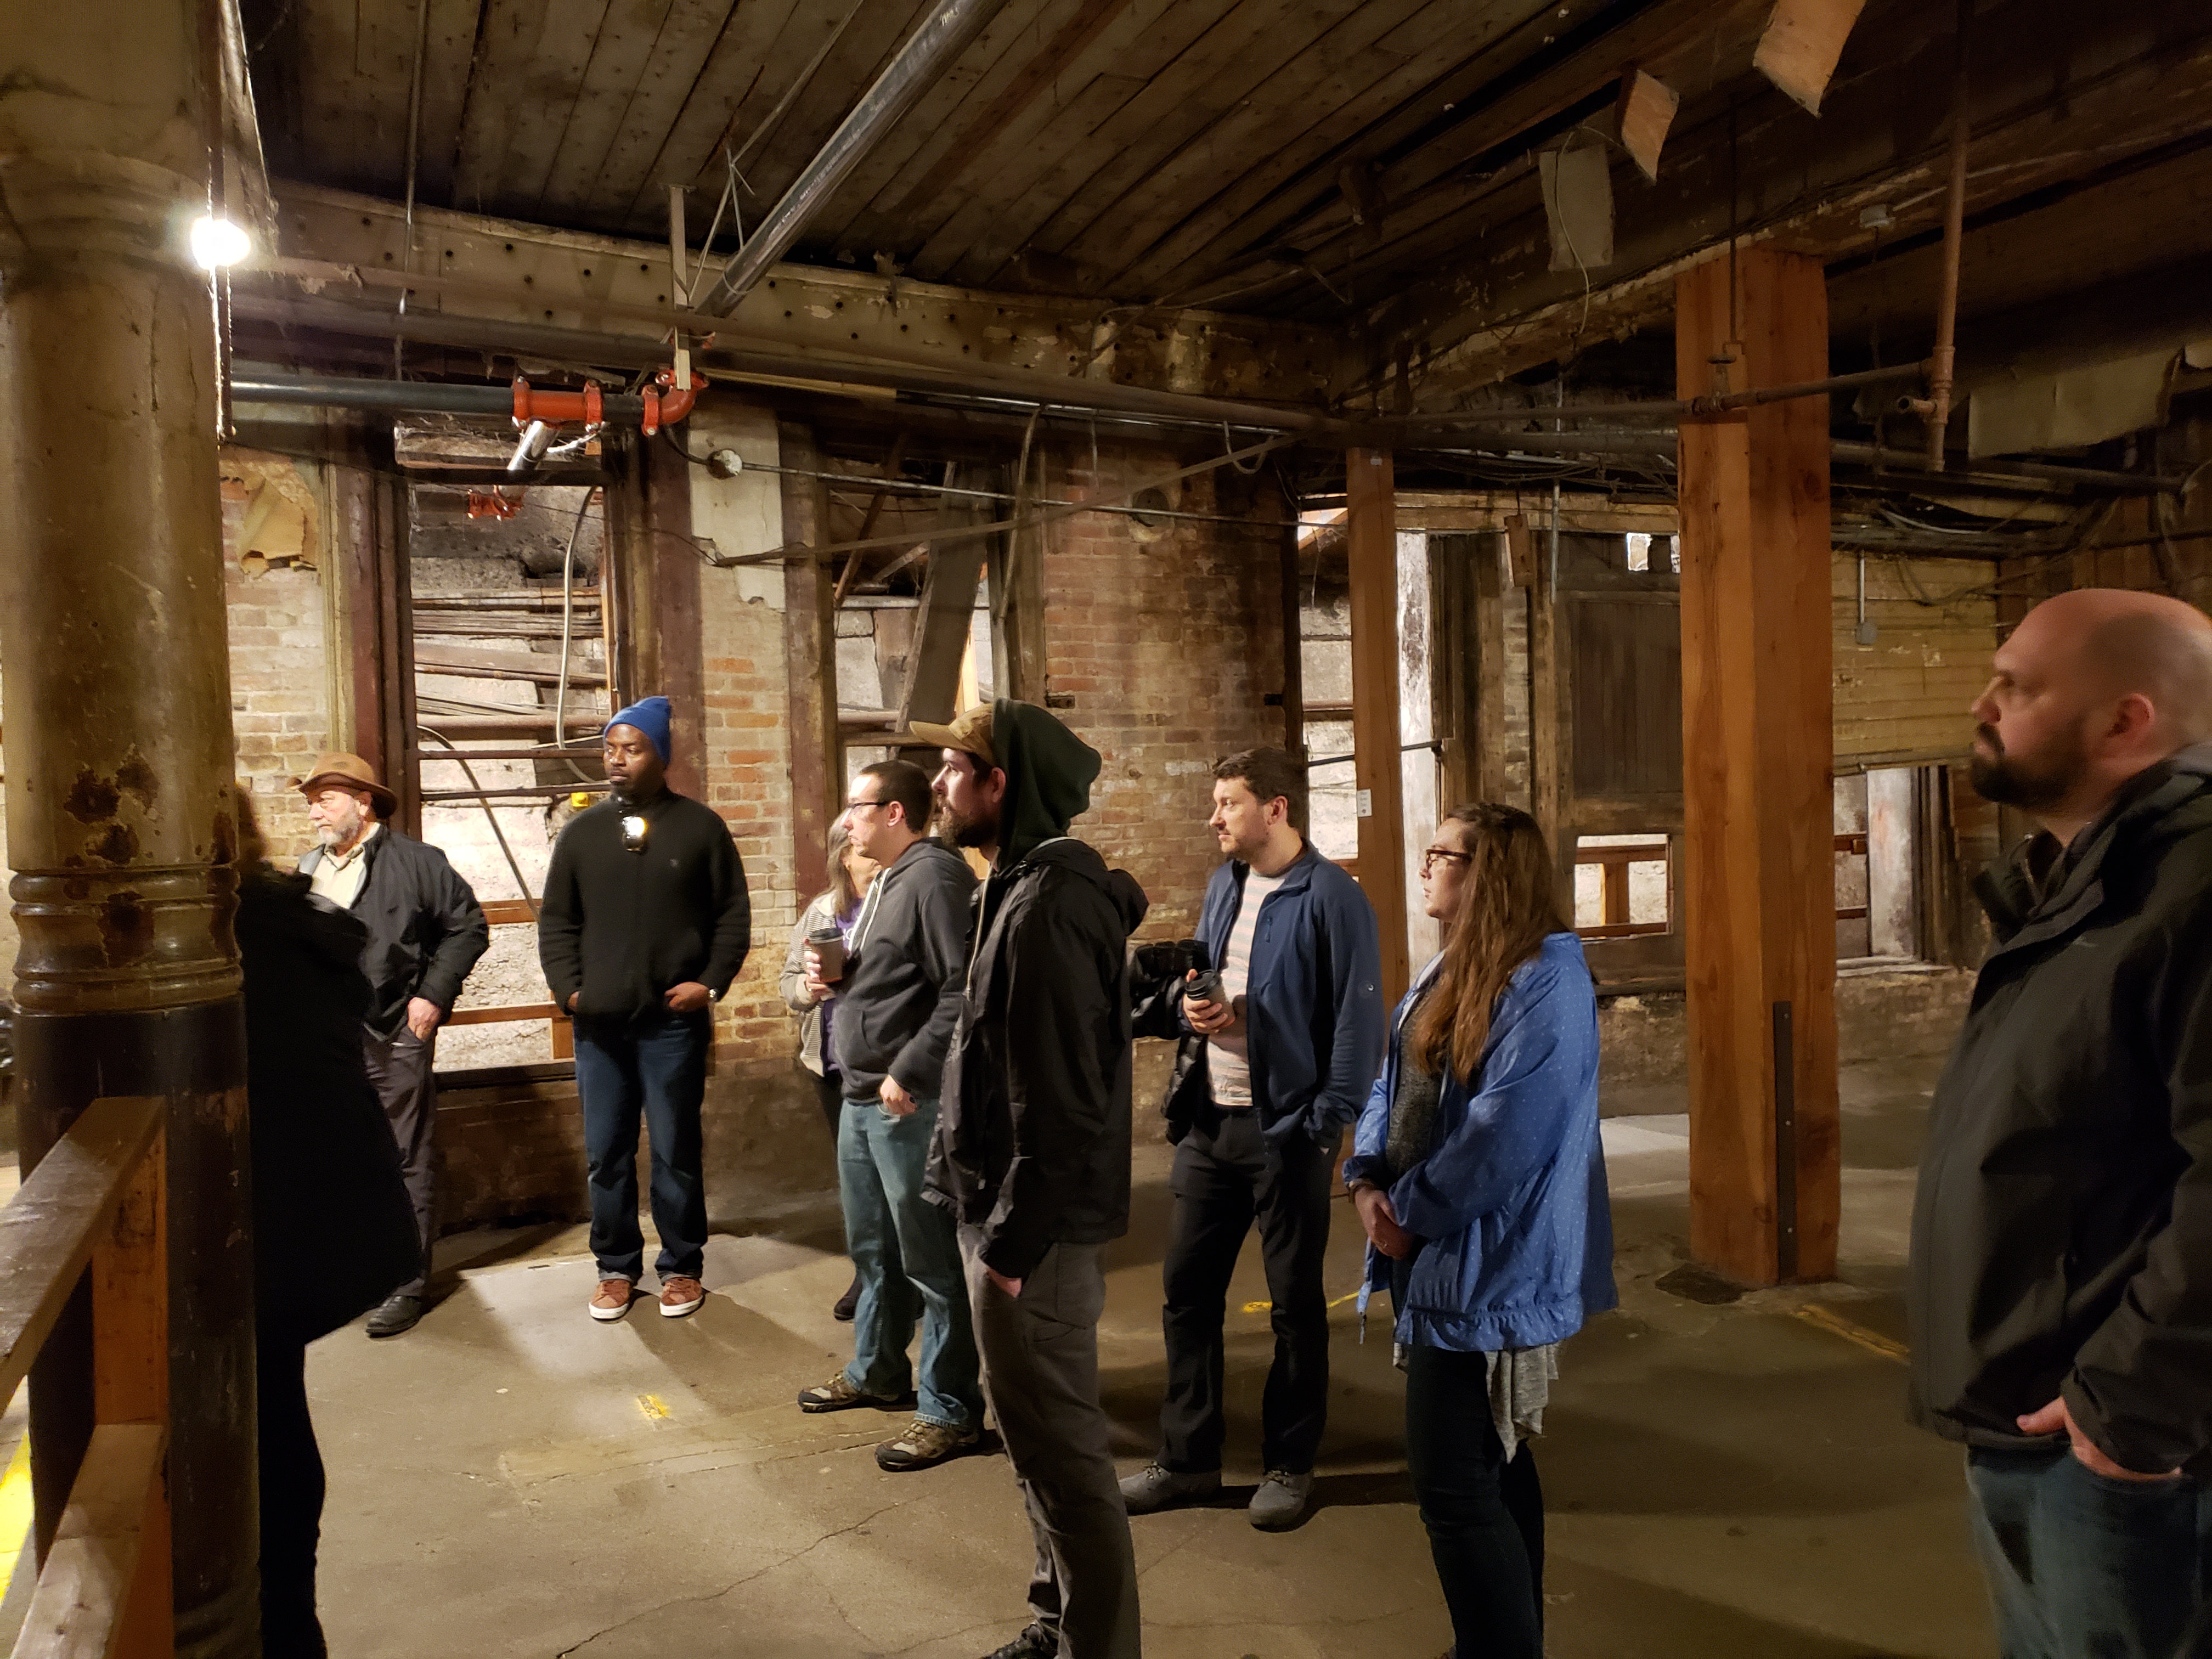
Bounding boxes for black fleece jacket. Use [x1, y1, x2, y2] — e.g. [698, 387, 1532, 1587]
[1909, 743, 2212, 1477]
[926, 701, 1149, 1278]
[538, 790, 752, 1019]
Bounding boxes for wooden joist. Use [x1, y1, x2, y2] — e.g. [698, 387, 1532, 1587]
[414, 642, 607, 690]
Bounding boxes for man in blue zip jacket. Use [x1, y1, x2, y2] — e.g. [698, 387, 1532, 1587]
[1122, 747, 1385, 1530]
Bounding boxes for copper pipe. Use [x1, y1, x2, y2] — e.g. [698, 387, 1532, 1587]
[1909, 0, 1974, 470]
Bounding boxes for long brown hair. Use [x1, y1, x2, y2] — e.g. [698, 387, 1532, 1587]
[1408, 803, 1572, 1079]
[820, 819, 865, 920]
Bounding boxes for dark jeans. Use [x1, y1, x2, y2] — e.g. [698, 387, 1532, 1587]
[962, 1227, 1141, 1659]
[1404, 1344, 1545, 1659]
[1159, 1107, 1339, 1474]
[574, 1009, 710, 1282]
[362, 1027, 437, 1297]
[1966, 1445, 2212, 1658]
[259, 1333, 326, 1659]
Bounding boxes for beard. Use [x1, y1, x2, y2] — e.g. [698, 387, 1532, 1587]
[1967, 723, 2083, 811]
[313, 810, 360, 849]
[937, 799, 998, 849]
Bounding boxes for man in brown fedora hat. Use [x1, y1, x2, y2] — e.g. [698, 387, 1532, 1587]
[296, 752, 490, 1336]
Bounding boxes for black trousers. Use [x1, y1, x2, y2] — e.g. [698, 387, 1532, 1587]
[361, 1028, 437, 1297]
[259, 1333, 327, 1659]
[1159, 1107, 1340, 1474]
[1404, 1344, 1545, 1659]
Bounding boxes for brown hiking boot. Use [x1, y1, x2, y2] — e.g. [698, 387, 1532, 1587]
[589, 1279, 636, 1322]
[797, 1373, 908, 1414]
[658, 1276, 705, 1318]
[876, 1418, 980, 1471]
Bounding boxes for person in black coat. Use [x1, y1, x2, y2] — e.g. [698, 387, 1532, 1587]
[1910, 588, 2212, 1658]
[294, 751, 488, 1336]
[236, 797, 421, 1658]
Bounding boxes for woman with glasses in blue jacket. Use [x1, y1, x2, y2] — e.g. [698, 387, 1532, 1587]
[1346, 802, 1616, 1659]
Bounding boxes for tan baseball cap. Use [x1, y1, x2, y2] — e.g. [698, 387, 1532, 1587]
[294, 751, 398, 816]
[906, 704, 995, 769]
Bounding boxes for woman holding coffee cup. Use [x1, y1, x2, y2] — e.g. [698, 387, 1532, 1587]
[780, 821, 879, 1321]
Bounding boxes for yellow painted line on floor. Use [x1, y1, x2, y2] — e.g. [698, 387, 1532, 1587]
[1242, 1290, 1362, 1315]
[635, 1394, 671, 1421]
[0, 1437, 32, 1601]
[1793, 1304, 1909, 1364]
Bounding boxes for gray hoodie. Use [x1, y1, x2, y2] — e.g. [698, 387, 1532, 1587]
[830, 837, 977, 1101]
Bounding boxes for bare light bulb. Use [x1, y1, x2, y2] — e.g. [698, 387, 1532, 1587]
[189, 215, 251, 270]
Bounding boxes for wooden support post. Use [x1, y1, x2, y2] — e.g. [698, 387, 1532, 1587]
[1474, 536, 1512, 802]
[1676, 246, 1839, 1286]
[343, 418, 420, 833]
[1347, 448, 1410, 1003]
[1279, 521, 1305, 759]
[647, 428, 704, 801]
[906, 482, 990, 725]
[780, 421, 840, 900]
[93, 1128, 168, 1659]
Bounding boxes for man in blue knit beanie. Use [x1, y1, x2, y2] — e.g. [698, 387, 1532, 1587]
[539, 695, 752, 1320]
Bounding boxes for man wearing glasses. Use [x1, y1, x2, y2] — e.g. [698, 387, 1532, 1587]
[1122, 747, 1385, 1531]
[539, 696, 752, 1322]
[796, 759, 983, 1471]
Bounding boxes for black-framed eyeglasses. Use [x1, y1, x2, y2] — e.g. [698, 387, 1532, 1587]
[843, 796, 886, 814]
[1419, 846, 1472, 875]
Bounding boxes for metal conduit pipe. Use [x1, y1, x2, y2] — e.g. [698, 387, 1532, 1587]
[231, 374, 650, 419]
[701, 0, 1013, 314]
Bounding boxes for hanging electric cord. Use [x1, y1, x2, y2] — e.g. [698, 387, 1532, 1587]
[551, 490, 602, 784]
[1223, 421, 1265, 475]
[415, 725, 542, 919]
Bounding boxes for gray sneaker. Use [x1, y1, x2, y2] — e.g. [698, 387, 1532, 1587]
[1118, 1462, 1221, 1514]
[1249, 1469, 1314, 1531]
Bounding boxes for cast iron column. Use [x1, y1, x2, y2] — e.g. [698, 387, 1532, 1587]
[0, 3, 259, 1652]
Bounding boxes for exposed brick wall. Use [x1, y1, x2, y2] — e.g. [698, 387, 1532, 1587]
[1041, 438, 1290, 941]
[222, 455, 334, 856]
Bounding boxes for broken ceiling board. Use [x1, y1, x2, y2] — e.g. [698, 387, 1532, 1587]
[1540, 143, 1615, 272]
[1967, 348, 2175, 458]
[1359, 0, 2212, 400]
[1615, 70, 1680, 182]
[1752, 0, 1867, 116]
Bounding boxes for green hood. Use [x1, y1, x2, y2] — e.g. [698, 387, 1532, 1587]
[993, 698, 1102, 865]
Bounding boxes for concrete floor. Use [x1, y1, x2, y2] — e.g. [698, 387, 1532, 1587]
[311, 1056, 1991, 1658]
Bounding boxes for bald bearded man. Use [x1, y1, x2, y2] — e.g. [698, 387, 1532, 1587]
[1910, 589, 2212, 1658]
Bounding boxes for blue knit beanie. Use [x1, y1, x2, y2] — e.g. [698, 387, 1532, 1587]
[606, 695, 673, 764]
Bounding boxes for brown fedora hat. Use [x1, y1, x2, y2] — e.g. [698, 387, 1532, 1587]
[295, 752, 399, 817]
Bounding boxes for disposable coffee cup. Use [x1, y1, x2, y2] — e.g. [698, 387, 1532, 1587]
[1184, 969, 1224, 1006]
[808, 927, 847, 982]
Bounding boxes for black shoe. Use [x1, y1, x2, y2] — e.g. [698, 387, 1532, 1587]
[365, 1293, 424, 1338]
[981, 1625, 1054, 1659]
[832, 1274, 860, 1322]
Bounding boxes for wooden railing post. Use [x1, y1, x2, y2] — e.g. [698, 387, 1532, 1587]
[93, 1129, 169, 1659]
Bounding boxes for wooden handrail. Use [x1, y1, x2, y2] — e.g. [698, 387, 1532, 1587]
[12, 1424, 166, 1659]
[444, 1003, 562, 1026]
[0, 1099, 162, 1412]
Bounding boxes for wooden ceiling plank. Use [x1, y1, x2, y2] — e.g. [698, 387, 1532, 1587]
[491, 0, 621, 218]
[450, 0, 558, 213]
[738, 0, 940, 211]
[290, 0, 370, 189]
[416, 0, 495, 204]
[994, 0, 1375, 286]
[535, 0, 686, 221]
[826, 0, 1107, 255]
[623, 0, 823, 227]
[1113, 0, 1570, 298]
[923, 0, 1257, 286]
[896, 0, 1210, 280]
[583, 0, 736, 228]
[348, 0, 425, 191]
[1061, 0, 1438, 290]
